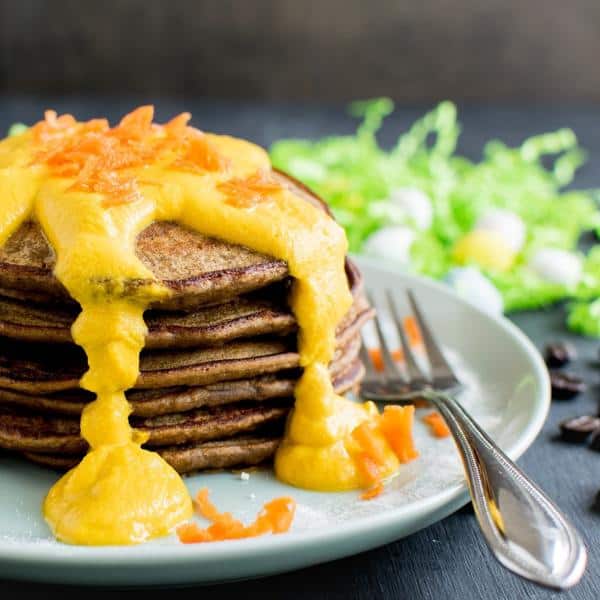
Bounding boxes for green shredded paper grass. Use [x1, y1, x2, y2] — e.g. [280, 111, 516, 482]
[270, 99, 600, 337]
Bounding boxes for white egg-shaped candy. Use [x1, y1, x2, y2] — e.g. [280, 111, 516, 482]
[388, 188, 433, 231]
[363, 226, 416, 266]
[528, 249, 583, 288]
[445, 267, 504, 315]
[475, 209, 526, 253]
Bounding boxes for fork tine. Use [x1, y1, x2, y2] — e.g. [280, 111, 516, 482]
[385, 290, 430, 384]
[359, 337, 378, 379]
[367, 292, 405, 379]
[406, 289, 459, 385]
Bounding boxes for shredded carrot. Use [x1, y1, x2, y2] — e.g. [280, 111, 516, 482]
[218, 170, 282, 208]
[360, 482, 384, 501]
[422, 412, 451, 438]
[171, 128, 230, 174]
[351, 422, 388, 465]
[368, 347, 404, 372]
[177, 488, 296, 544]
[403, 315, 423, 347]
[256, 497, 297, 534]
[355, 453, 381, 486]
[368, 348, 384, 372]
[29, 105, 228, 206]
[164, 112, 192, 136]
[195, 487, 223, 521]
[392, 348, 404, 362]
[379, 405, 419, 463]
[351, 404, 419, 500]
[176, 522, 212, 543]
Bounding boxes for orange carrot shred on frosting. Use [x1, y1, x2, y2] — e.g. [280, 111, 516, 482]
[164, 112, 192, 135]
[176, 133, 229, 173]
[379, 405, 419, 463]
[28, 105, 229, 206]
[177, 488, 296, 544]
[422, 412, 451, 438]
[218, 170, 282, 208]
[110, 105, 155, 141]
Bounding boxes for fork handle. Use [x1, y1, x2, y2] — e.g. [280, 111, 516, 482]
[426, 391, 586, 590]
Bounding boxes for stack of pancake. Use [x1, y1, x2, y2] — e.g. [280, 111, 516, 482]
[0, 174, 373, 474]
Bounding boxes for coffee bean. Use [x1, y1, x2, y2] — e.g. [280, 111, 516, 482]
[560, 416, 600, 443]
[550, 371, 586, 400]
[544, 341, 577, 368]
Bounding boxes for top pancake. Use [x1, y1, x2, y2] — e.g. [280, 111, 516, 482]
[0, 170, 326, 310]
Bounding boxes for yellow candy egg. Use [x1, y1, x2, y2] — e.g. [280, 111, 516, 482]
[453, 230, 516, 272]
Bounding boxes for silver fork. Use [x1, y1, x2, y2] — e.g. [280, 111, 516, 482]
[360, 289, 586, 590]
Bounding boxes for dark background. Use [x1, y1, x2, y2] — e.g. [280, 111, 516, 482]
[2, 0, 600, 103]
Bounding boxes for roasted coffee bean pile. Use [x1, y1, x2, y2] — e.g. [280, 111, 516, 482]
[547, 342, 600, 453]
[547, 341, 600, 514]
[546, 341, 586, 400]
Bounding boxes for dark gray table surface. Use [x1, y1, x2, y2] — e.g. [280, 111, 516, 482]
[0, 97, 598, 599]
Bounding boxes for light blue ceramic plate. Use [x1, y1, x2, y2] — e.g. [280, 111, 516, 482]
[0, 259, 550, 586]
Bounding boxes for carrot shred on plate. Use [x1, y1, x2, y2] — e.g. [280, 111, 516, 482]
[422, 412, 451, 438]
[177, 488, 296, 544]
[379, 405, 419, 463]
[368, 347, 404, 372]
[361, 482, 385, 501]
[355, 452, 381, 487]
[403, 315, 423, 347]
[195, 487, 224, 521]
[368, 348, 384, 372]
[352, 422, 388, 465]
[351, 404, 419, 501]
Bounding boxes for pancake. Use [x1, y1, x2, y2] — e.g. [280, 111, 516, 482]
[24, 435, 280, 474]
[0, 338, 291, 394]
[0, 220, 288, 311]
[0, 356, 364, 417]
[0, 272, 371, 349]
[0, 293, 296, 348]
[0, 171, 328, 311]
[0, 402, 289, 454]
[0, 308, 364, 394]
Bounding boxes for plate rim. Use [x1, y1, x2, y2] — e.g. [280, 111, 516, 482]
[0, 259, 551, 581]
